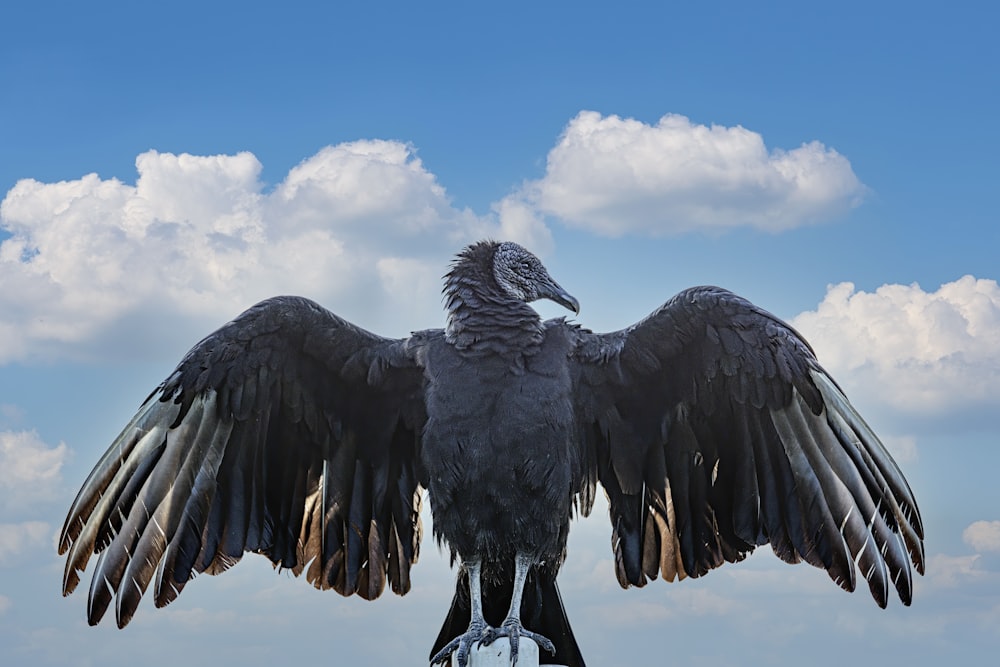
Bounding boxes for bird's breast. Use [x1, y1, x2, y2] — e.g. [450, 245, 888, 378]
[419, 345, 578, 485]
[419, 358, 579, 560]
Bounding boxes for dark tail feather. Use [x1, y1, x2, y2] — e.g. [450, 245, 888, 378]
[525, 569, 585, 666]
[430, 567, 585, 666]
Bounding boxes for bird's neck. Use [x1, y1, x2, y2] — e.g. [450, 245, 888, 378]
[444, 278, 545, 354]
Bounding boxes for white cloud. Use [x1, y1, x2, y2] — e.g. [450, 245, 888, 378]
[0, 119, 871, 365]
[491, 195, 554, 256]
[964, 521, 1000, 553]
[0, 430, 68, 509]
[266, 141, 480, 246]
[792, 276, 1000, 415]
[923, 554, 986, 589]
[0, 521, 50, 565]
[0, 142, 544, 363]
[521, 111, 865, 236]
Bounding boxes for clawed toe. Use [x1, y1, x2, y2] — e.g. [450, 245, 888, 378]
[521, 629, 555, 656]
[430, 636, 462, 667]
[481, 618, 555, 665]
[430, 619, 491, 667]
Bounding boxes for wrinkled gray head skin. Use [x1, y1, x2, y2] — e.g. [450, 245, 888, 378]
[491, 241, 580, 314]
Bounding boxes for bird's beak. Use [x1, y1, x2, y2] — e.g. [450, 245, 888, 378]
[541, 279, 580, 315]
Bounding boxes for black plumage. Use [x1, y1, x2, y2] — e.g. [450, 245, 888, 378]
[59, 240, 924, 666]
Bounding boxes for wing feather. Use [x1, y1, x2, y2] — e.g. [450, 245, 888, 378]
[59, 296, 428, 626]
[571, 286, 924, 607]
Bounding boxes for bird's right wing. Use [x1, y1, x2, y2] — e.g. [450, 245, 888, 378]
[59, 296, 428, 628]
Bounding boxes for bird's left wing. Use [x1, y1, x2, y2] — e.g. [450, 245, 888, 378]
[59, 296, 427, 627]
[569, 286, 924, 608]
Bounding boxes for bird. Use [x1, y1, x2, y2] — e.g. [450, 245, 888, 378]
[59, 239, 924, 667]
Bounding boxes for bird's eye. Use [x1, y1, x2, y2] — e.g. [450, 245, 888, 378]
[520, 261, 532, 271]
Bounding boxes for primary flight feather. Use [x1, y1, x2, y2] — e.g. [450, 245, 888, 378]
[60, 240, 924, 666]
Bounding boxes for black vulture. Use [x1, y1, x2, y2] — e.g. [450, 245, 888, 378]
[59, 239, 924, 666]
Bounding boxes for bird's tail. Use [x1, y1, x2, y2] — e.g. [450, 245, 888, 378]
[430, 565, 585, 666]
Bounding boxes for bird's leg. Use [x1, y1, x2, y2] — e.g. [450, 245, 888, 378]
[482, 553, 556, 665]
[430, 560, 490, 667]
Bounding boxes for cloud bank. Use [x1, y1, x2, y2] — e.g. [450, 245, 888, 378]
[0, 521, 50, 565]
[792, 276, 1000, 415]
[964, 521, 1000, 553]
[0, 430, 67, 567]
[0, 429, 68, 509]
[516, 111, 865, 236]
[0, 142, 547, 363]
[1, 114, 870, 365]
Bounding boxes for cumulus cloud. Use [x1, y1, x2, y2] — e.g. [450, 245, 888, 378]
[519, 111, 865, 236]
[924, 554, 986, 589]
[0, 118, 871, 364]
[490, 195, 554, 256]
[0, 430, 64, 567]
[791, 276, 1000, 415]
[0, 430, 68, 509]
[0, 521, 49, 565]
[0, 142, 543, 363]
[964, 521, 1000, 553]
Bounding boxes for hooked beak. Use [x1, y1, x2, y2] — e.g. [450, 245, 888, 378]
[540, 279, 580, 315]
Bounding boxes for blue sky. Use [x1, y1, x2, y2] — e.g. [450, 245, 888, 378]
[2, 1, 998, 665]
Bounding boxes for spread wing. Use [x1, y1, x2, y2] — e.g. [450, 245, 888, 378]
[570, 286, 924, 608]
[59, 296, 427, 628]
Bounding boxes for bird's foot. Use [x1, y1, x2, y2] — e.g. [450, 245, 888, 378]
[482, 617, 556, 666]
[430, 616, 491, 667]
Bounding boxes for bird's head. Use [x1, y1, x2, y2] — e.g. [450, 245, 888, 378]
[490, 241, 580, 314]
[444, 240, 580, 331]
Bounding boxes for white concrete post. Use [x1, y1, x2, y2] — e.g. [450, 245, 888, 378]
[453, 638, 540, 666]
